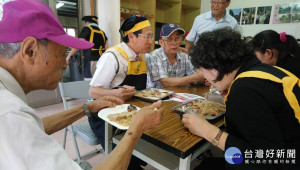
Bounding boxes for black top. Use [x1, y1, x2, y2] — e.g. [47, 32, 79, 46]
[79, 26, 107, 61]
[225, 57, 300, 170]
[278, 55, 300, 78]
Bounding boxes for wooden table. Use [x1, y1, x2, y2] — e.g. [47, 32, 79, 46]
[104, 86, 225, 170]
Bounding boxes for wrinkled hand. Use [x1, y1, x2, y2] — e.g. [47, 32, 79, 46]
[88, 96, 124, 113]
[181, 113, 215, 138]
[193, 70, 205, 82]
[129, 100, 163, 134]
[116, 85, 136, 101]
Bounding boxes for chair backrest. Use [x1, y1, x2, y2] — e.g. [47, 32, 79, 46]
[58, 80, 91, 110]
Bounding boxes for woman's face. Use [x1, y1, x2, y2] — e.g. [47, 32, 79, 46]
[255, 50, 277, 66]
[199, 67, 238, 97]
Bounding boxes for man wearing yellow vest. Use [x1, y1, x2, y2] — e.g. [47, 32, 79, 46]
[182, 28, 300, 170]
[88, 15, 153, 169]
[89, 15, 152, 100]
[66, 16, 108, 78]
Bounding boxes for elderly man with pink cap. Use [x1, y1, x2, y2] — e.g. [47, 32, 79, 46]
[0, 0, 163, 170]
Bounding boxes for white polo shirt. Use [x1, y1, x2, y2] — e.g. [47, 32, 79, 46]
[90, 42, 139, 89]
[0, 67, 81, 170]
[186, 10, 238, 44]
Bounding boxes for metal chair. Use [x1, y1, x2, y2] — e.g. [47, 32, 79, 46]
[58, 80, 102, 161]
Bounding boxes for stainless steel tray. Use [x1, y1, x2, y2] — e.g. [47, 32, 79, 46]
[172, 98, 226, 120]
[134, 88, 174, 102]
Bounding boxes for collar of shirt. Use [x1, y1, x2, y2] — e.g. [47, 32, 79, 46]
[0, 67, 27, 104]
[206, 10, 232, 23]
[87, 23, 99, 28]
[120, 42, 139, 61]
[160, 47, 182, 62]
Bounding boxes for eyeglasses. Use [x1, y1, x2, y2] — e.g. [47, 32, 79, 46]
[138, 34, 154, 40]
[161, 37, 182, 44]
[210, 0, 226, 5]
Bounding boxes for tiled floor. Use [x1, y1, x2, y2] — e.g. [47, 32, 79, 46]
[35, 99, 220, 169]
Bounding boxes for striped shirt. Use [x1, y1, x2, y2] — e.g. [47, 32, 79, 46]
[146, 47, 195, 89]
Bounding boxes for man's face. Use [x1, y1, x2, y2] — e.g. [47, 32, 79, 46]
[131, 26, 153, 53]
[36, 41, 67, 90]
[210, 0, 230, 17]
[160, 31, 182, 55]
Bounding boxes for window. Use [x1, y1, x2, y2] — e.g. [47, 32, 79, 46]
[64, 28, 76, 37]
[0, 0, 12, 20]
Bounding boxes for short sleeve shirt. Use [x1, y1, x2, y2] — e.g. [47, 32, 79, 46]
[186, 10, 238, 44]
[147, 48, 195, 89]
[90, 42, 140, 89]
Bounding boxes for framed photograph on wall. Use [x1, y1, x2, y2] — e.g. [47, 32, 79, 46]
[229, 8, 242, 25]
[292, 1, 300, 23]
[273, 3, 292, 24]
[241, 7, 256, 25]
[256, 6, 272, 24]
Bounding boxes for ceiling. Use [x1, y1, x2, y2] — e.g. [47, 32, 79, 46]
[56, 0, 78, 17]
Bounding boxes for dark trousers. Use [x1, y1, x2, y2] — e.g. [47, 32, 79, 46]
[88, 114, 106, 149]
[83, 50, 92, 78]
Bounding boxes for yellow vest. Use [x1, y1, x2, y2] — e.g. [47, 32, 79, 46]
[112, 46, 147, 75]
[88, 26, 106, 56]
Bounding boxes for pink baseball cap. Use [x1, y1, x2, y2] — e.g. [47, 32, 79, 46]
[0, 0, 93, 49]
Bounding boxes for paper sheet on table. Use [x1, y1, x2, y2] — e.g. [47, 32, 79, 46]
[170, 93, 205, 102]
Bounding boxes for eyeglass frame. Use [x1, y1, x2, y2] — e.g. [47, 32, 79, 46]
[138, 33, 154, 40]
[210, 0, 227, 5]
[161, 36, 183, 44]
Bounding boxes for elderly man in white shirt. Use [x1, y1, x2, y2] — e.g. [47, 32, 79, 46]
[0, 1, 163, 170]
[89, 15, 153, 101]
[88, 14, 154, 170]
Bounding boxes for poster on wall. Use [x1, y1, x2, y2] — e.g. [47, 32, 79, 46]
[241, 7, 256, 25]
[256, 6, 272, 24]
[292, 1, 300, 23]
[229, 8, 242, 25]
[273, 2, 300, 24]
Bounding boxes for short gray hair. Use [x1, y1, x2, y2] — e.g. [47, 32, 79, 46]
[0, 39, 48, 59]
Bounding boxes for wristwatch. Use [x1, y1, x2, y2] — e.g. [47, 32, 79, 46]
[211, 129, 223, 146]
[82, 103, 91, 117]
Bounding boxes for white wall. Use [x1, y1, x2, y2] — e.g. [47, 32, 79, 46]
[201, 0, 300, 38]
[82, 0, 91, 16]
[96, 0, 120, 47]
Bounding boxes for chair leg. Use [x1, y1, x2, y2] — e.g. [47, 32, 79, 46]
[69, 125, 82, 161]
[62, 127, 68, 149]
[74, 148, 103, 162]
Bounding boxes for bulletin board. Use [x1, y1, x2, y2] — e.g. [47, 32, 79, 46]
[200, 0, 300, 38]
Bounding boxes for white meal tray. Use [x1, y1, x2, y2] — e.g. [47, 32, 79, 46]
[98, 104, 140, 130]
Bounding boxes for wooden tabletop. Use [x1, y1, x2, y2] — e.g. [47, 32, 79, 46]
[126, 85, 225, 159]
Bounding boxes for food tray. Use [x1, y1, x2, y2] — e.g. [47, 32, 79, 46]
[134, 88, 174, 102]
[172, 98, 226, 120]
